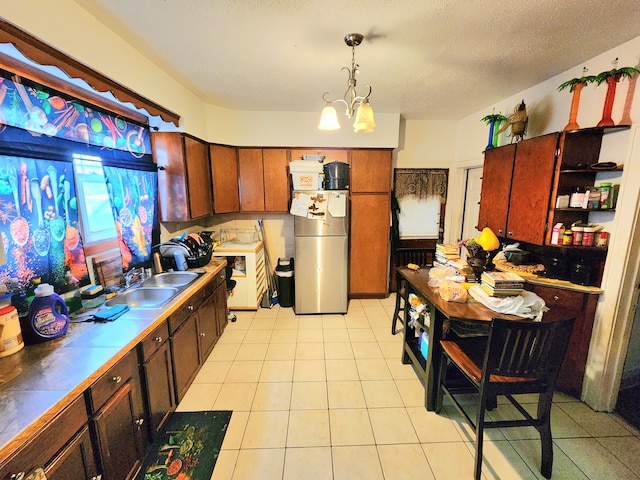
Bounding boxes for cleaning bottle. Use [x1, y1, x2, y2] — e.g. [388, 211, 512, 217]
[25, 283, 69, 343]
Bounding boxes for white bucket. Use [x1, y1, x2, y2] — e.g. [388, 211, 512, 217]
[0, 305, 25, 358]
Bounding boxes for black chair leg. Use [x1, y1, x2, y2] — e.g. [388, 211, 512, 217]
[474, 399, 487, 480]
[392, 288, 402, 334]
[391, 272, 405, 335]
[538, 391, 555, 478]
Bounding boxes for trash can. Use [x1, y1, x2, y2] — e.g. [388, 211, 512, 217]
[275, 258, 295, 308]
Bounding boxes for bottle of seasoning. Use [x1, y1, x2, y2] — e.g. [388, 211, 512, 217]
[570, 186, 586, 208]
[599, 182, 612, 209]
[563, 229, 573, 245]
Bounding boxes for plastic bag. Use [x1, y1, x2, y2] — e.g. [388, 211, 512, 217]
[468, 285, 549, 321]
[439, 279, 468, 303]
[428, 266, 458, 288]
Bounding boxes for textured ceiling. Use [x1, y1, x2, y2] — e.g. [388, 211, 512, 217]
[75, 0, 640, 120]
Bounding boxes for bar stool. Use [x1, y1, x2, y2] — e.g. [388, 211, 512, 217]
[392, 270, 407, 334]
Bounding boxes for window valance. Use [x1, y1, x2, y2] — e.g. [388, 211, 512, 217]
[394, 168, 448, 203]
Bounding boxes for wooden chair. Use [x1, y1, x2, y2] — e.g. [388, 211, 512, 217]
[391, 247, 435, 334]
[437, 316, 576, 480]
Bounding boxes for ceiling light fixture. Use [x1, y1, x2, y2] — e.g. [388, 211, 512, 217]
[318, 33, 376, 133]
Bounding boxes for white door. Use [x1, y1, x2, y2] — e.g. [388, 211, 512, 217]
[461, 167, 484, 247]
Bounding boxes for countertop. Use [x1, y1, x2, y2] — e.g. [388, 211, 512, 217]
[0, 259, 226, 465]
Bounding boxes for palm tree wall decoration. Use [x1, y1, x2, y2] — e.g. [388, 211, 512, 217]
[594, 59, 639, 127]
[558, 67, 596, 131]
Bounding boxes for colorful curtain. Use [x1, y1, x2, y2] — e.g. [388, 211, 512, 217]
[0, 69, 151, 158]
[0, 155, 89, 290]
[103, 166, 158, 271]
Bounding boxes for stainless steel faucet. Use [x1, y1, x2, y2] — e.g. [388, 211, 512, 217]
[123, 267, 146, 289]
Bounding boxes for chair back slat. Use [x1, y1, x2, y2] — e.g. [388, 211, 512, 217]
[485, 317, 575, 380]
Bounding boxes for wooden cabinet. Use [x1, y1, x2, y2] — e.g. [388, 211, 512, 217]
[348, 149, 393, 297]
[526, 284, 598, 397]
[0, 396, 99, 480]
[350, 149, 392, 193]
[197, 290, 219, 363]
[152, 132, 213, 221]
[139, 321, 175, 443]
[477, 144, 515, 236]
[478, 134, 558, 245]
[170, 311, 201, 403]
[88, 350, 145, 480]
[210, 144, 240, 213]
[213, 270, 229, 337]
[350, 193, 391, 296]
[215, 241, 266, 310]
[238, 148, 289, 212]
[289, 149, 349, 164]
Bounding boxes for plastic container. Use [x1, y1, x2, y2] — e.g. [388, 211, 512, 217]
[586, 190, 601, 209]
[599, 183, 612, 209]
[323, 161, 350, 190]
[275, 258, 295, 308]
[570, 187, 585, 208]
[289, 160, 323, 190]
[582, 227, 595, 247]
[173, 250, 188, 271]
[572, 226, 584, 246]
[24, 284, 69, 344]
[562, 229, 573, 245]
[0, 295, 24, 358]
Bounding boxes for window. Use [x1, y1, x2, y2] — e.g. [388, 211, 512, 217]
[72, 154, 117, 252]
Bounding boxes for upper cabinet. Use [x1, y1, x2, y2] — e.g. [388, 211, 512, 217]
[350, 149, 392, 193]
[152, 132, 213, 222]
[290, 149, 349, 164]
[210, 144, 240, 214]
[238, 148, 289, 212]
[478, 133, 559, 245]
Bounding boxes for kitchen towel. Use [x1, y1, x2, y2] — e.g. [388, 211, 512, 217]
[92, 304, 130, 322]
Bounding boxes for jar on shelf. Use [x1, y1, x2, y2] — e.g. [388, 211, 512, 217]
[599, 182, 612, 209]
[570, 187, 586, 208]
[582, 227, 595, 247]
[572, 226, 584, 246]
[562, 229, 573, 246]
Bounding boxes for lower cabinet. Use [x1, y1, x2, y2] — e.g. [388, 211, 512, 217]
[170, 312, 201, 403]
[527, 284, 598, 397]
[139, 321, 175, 443]
[88, 350, 145, 480]
[0, 396, 99, 480]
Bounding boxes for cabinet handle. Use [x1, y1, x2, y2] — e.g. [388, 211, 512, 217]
[10, 472, 25, 480]
[508, 231, 513, 236]
[187, 305, 194, 311]
[498, 229, 503, 234]
[135, 418, 145, 426]
[154, 336, 163, 343]
[200, 332, 206, 337]
[553, 295, 559, 301]
[91, 476, 103, 480]
[112, 375, 122, 384]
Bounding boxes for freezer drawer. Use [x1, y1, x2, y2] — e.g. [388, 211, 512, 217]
[294, 235, 348, 314]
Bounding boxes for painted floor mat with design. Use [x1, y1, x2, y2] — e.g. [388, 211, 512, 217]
[136, 410, 232, 480]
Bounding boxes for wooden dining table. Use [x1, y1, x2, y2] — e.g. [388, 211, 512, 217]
[397, 267, 521, 411]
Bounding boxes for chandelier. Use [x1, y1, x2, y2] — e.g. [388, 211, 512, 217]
[318, 33, 376, 133]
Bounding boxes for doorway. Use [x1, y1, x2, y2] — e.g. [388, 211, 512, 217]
[615, 291, 640, 429]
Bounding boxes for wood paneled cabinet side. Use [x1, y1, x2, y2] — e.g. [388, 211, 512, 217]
[263, 148, 290, 212]
[238, 148, 266, 212]
[210, 144, 240, 213]
[477, 144, 516, 236]
[350, 193, 391, 296]
[350, 149, 392, 193]
[152, 132, 213, 221]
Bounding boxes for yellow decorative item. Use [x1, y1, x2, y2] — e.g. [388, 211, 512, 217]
[475, 227, 500, 252]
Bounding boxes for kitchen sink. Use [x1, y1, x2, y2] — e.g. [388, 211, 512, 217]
[141, 271, 200, 288]
[106, 287, 179, 309]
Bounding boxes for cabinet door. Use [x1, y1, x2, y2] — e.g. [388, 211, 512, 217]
[143, 341, 175, 442]
[477, 144, 515, 236]
[506, 133, 559, 244]
[349, 193, 391, 296]
[45, 425, 99, 480]
[153, 132, 189, 222]
[263, 148, 290, 212]
[238, 148, 265, 212]
[214, 277, 229, 337]
[210, 144, 240, 213]
[92, 382, 144, 480]
[350, 150, 392, 193]
[184, 136, 214, 219]
[170, 314, 200, 402]
[197, 292, 219, 363]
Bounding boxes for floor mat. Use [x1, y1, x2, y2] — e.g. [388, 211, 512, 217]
[135, 410, 232, 480]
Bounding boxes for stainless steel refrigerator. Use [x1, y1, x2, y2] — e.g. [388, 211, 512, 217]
[294, 190, 349, 314]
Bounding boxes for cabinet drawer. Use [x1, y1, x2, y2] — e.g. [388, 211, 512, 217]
[168, 288, 206, 334]
[87, 349, 138, 413]
[0, 396, 88, 478]
[530, 285, 585, 314]
[214, 268, 226, 289]
[139, 320, 170, 362]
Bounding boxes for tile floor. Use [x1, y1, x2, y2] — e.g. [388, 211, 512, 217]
[176, 296, 640, 480]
